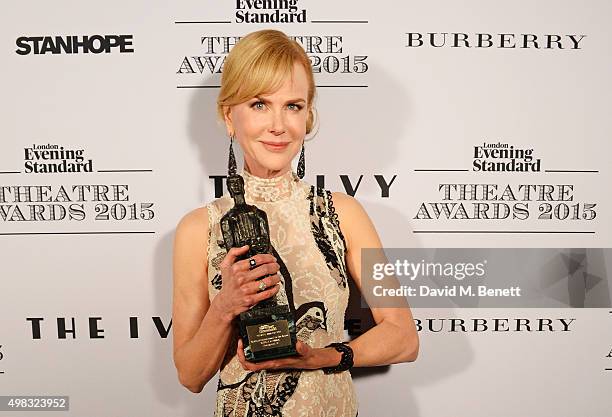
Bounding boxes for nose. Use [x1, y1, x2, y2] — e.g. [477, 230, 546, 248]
[268, 108, 286, 136]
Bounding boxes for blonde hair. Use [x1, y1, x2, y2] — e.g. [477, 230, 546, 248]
[216, 29, 317, 134]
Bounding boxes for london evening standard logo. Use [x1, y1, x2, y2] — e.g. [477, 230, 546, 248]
[15, 35, 134, 55]
[2, 144, 155, 224]
[473, 141, 541, 172]
[23, 144, 93, 174]
[412, 140, 598, 221]
[405, 32, 585, 49]
[235, 0, 306, 23]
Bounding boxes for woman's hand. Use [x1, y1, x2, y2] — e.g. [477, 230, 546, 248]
[235, 339, 340, 372]
[211, 245, 281, 323]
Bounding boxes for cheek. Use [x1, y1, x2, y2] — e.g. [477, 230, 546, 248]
[234, 111, 266, 135]
[289, 113, 308, 133]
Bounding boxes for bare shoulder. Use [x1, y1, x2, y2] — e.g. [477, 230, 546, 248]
[175, 206, 209, 240]
[173, 206, 210, 276]
[330, 191, 369, 221]
[329, 192, 380, 251]
[330, 191, 354, 204]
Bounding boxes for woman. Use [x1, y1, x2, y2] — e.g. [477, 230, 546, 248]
[172, 29, 418, 417]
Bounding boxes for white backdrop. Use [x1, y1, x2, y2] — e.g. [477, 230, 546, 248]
[1, 1, 611, 416]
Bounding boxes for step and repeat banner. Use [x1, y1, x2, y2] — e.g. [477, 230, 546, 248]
[1, 1, 611, 416]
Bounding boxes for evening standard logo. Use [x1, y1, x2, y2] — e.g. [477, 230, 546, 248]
[15, 35, 134, 55]
[405, 32, 586, 50]
[235, 0, 306, 23]
[24, 144, 93, 173]
[176, 2, 367, 80]
[473, 142, 541, 172]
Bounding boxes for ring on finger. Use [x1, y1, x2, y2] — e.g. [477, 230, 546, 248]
[249, 258, 257, 269]
[258, 280, 267, 291]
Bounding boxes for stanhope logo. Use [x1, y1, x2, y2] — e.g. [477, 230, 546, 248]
[15, 35, 134, 55]
[235, 0, 306, 23]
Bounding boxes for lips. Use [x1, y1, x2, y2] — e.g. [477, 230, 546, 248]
[261, 141, 290, 152]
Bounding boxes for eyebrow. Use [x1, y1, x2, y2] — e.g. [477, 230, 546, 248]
[254, 96, 306, 104]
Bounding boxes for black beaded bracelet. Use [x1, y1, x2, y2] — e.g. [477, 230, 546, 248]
[322, 342, 354, 374]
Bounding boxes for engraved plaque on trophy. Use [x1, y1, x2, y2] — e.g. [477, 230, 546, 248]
[220, 174, 298, 362]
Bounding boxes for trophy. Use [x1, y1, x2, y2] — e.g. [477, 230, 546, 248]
[220, 173, 298, 362]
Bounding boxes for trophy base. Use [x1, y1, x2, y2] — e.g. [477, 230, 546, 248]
[238, 304, 298, 362]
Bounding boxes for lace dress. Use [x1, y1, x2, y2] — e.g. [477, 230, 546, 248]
[205, 168, 358, 417]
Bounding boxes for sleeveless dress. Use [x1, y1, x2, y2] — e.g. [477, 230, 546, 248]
[205, 168, 358, 417]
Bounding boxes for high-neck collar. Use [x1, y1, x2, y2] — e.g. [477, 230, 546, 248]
[241, 168, 300, 203]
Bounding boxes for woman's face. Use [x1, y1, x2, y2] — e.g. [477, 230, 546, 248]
[224, 62, 309, 177]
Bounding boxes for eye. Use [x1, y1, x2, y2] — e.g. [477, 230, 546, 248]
[288, 103, 303, 111]
[251, 101, 265, 110]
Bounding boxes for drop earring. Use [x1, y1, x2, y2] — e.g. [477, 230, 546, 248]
[297, 141, 305, 179]
[228, 133, 237, 176]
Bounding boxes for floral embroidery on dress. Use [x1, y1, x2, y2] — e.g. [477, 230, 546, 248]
[211, 273, 222, 290]
[242, 169, 299, 202]
[324, 189, 347, 249]
[210, 251, 226, 290]
[218, 369, 301, 417]
[307, 186, 349, 288]
[211, 251, 225, 270]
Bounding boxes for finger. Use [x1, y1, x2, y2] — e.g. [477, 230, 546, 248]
[245, 359, 281, 371]
[237, 339, 262, 371]
[221, 245, 250, 268]
[236, 339, 249, 369]
[295, 341, 310, 356]
[244, 274, 281, 294]
[242, 262, 280, 283]
[237, 338, 246, 360]
[257, 357, 298, 371]
[250, 282, 281, 303]
[234, 254, 277, 273]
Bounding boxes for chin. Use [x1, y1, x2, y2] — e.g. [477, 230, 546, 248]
[252, 150, 298, 172]
[263, 158, 293, 172]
